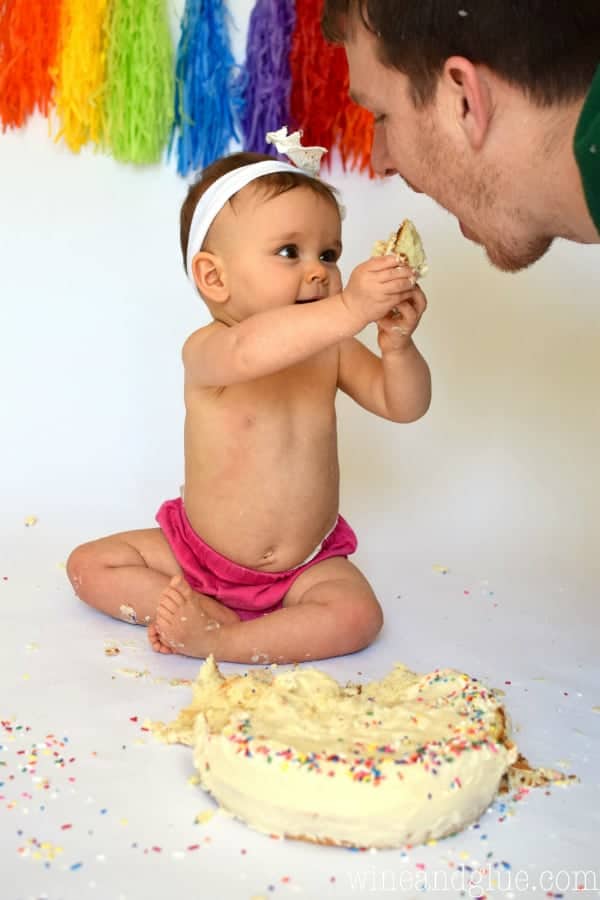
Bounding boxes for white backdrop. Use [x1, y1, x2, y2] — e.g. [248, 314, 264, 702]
[2, 4, 600, 900]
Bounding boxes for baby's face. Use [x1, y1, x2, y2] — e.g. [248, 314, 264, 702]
[214, 184, 343, 319]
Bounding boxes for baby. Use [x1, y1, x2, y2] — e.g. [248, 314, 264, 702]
[67, 152, 430, 664]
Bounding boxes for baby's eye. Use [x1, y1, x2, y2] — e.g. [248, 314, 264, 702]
[277, 245, 299, 259]
[374, 113, 386, 125]
[320, 248, 340, 263]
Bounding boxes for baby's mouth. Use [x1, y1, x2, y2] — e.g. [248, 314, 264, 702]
[295, 297, 321, 304]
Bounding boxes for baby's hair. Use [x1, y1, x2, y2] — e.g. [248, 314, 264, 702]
[180, 152, 340, 269]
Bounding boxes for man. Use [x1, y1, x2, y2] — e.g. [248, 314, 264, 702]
[322, 1, 600, 272]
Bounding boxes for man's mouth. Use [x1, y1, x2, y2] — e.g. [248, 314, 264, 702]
[295, 297, 321, 304]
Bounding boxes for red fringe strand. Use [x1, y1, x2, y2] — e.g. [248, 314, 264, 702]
[289, 0, 373, 174]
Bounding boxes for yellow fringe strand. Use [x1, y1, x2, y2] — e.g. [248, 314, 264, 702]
[51, 0, 110, 151]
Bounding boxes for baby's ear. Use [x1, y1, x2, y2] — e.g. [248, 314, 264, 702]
[191, 252, 229, 303]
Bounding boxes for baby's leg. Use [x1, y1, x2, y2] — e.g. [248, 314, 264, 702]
[150, 557, 383, 663]
[66, 528, 182, 625]
[281, 557, 384, 659]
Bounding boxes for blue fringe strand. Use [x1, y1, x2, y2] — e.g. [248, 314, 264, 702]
[170, 0, 240, 176]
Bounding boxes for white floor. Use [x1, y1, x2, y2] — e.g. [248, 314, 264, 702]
[2, 513, 599, 900]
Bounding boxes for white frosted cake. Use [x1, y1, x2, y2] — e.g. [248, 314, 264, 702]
[153, 656, 522, 848]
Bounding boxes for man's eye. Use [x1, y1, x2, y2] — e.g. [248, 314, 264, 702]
[277, 245, 299, 259]
[320, 249, 339, 263]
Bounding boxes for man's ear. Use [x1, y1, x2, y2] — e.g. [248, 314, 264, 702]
[441, 56, 492, 151]
[191, 252, 229, 303]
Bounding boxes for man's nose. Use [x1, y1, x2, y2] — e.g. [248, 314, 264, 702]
[371, 130, 398, 178]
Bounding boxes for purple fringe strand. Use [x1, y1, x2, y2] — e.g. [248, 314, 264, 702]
[236, 0, 295, 155]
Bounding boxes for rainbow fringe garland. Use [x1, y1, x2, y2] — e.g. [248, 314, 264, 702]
[0, 0, 374, 177]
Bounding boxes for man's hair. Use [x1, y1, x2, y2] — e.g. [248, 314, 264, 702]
[180, 152, 340, 268]
[322, 0, 600, 107]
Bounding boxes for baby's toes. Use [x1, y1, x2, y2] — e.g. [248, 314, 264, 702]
[170, 575, 195, 603]
[158, 591, 182, 615]
[156, 604, 175, 631]
[148, 623, 172, 654]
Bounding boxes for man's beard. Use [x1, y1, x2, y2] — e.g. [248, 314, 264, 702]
[484, 232, 554, 273]
[415, 119, 553, 272]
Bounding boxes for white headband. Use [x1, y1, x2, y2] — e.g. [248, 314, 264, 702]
[185, 160, 311, 283]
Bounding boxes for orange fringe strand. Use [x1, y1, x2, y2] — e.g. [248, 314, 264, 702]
[52, 0, 110, 152]
[289, 0, 373, 174]
[0, 0, 62, 130]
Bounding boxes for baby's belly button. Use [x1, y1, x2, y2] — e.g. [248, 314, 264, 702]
[253, 545, 295, 570]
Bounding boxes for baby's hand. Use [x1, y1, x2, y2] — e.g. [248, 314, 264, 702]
[341, 256, 417, 330]
[377, 286, 427, 353]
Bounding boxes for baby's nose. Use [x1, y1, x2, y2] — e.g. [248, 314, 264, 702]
[306, 261, 329, 283]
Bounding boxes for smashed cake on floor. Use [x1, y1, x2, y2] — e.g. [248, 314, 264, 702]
[150, 656, 567, 849]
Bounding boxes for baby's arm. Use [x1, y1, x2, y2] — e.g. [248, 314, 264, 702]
[338, 285, 431, 422]
[182, 256, 413, 386]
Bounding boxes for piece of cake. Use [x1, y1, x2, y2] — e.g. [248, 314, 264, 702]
[152, 657, 523, 848]
[372, 218, 428, 277]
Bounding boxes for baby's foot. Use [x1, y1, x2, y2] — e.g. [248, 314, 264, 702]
[148, 575, 238, 658]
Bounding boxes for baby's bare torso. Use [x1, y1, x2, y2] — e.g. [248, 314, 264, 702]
[183, 345, 341, 571]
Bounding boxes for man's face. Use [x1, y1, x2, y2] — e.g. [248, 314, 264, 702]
[344, 19, 553, 272]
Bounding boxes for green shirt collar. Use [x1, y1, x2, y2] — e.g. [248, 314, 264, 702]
[574, 64, 600, 234]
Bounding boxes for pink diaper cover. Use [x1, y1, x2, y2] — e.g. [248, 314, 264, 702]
[156, 497, 358, 621]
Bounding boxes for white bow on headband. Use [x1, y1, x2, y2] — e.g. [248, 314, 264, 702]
[266, 126, 327, 177]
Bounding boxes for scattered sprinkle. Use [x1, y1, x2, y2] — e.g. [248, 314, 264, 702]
[194, 810, 214, 824]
